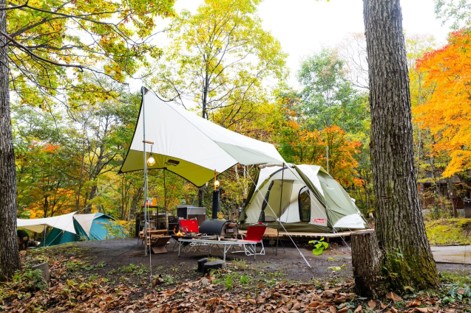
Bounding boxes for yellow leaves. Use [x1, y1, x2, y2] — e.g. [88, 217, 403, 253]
[103, 63, 125, 82]
[442, 150, 471, 177]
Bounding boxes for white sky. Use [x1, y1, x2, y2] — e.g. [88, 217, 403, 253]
[174, 0, 450, 84]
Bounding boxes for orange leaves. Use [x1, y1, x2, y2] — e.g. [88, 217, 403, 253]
[43, 143, 60, 153]
[413, 30, 471, 177]
[282, 121, 362, 187]
[287, 119, 300, 130]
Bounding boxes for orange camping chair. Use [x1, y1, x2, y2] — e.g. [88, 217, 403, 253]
[239, 224, 267, 258]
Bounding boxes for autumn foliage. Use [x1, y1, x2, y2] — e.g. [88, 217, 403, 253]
[413, 30, 471, 177]
[280, 108, 362, 188]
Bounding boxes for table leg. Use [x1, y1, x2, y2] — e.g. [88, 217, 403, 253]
[223, 245, 231, 261]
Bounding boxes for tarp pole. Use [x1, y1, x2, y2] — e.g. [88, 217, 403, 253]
[141, 87, 153, 282]
[276, 163, 286, 255]
[164, 170, 168, 230]
[212, 170, 220, 219]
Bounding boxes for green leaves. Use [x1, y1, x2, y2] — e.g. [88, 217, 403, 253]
[7, 0, 175, 106]
[298, 48, 369, 134]
[152, 0, 286, 125]
[309, 237, 330, 256]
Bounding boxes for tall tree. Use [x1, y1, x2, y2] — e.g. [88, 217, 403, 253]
[298, 48, 368, 134]
[152, 0, 286, 125]
[293, 52, 369, 191]
[0, 0, 174, 280]
[65, 83, 140, 212]
[152, 0, 285, 207]
[0, 0, 18, 281]
[360, 0, 439, 293]
[337, 33, 369, 90]
[13, 104, 75, 218]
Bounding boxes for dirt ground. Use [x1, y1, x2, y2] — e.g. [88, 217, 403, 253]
[77, 238, 471, 283]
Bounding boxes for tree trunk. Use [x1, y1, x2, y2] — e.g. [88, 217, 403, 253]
[0, 0, 21, 280]
[351, 230, 384, 298]
[363, 0, 438, 291]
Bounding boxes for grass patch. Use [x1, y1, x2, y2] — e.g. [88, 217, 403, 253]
[425, 218, 471, 245]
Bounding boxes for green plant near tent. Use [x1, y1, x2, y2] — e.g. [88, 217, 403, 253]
[309, 237, 329, 255]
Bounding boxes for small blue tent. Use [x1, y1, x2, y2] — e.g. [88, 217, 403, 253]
[45, 213, 125, 246]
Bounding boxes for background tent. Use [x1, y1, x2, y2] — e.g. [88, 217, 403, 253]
[17, 212, 76, 234]
[18, 213, 125, 246]
[119, 88, 285, 186]
[45, 213, 124, 246]
[240, 164, 366, 232]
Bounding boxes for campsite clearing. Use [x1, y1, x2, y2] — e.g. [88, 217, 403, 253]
[25, 238, 471, 283]
[3, 239, 470, 312]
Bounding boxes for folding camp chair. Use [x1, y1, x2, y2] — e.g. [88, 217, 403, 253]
[179, 219, 200, 235]
[239, 224, 267, 258]
[177, 219, 201, 253]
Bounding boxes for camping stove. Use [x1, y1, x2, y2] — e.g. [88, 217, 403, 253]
[199, 220, 238, 239]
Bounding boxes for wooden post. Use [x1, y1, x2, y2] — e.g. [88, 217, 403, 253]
[351, 230, 384, 298]
[32, 262, 50, 286]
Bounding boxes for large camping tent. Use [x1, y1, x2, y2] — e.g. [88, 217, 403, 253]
[18, 213, 124, 246]
[240, 164, 366, 232]
[119, 88, 285, 186]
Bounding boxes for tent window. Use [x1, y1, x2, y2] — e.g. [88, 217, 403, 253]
[299, 187, 310, 222]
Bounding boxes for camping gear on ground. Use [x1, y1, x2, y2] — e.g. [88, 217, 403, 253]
[139, 229, 171, 254]
[119, 88, 285, 187]
[135, 208, 168, 237]
[120, 87, 285, 264]
[240, 164, 366, 233]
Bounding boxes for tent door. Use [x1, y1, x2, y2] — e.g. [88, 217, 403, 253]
[298, 186, 311, 222]
[265, 180, 294, 220]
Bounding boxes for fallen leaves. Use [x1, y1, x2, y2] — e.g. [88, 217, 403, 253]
[2, 248, 469, 313]
[386, 291, 403, 302]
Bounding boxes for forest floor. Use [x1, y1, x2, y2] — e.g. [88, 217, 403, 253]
[1, 238, 470, 312]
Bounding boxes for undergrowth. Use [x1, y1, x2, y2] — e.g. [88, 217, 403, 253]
[425, 218, 471, 245]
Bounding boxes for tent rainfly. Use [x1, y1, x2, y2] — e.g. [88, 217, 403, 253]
[119, 88, 285, 186]
[240, 164, 367, 233]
